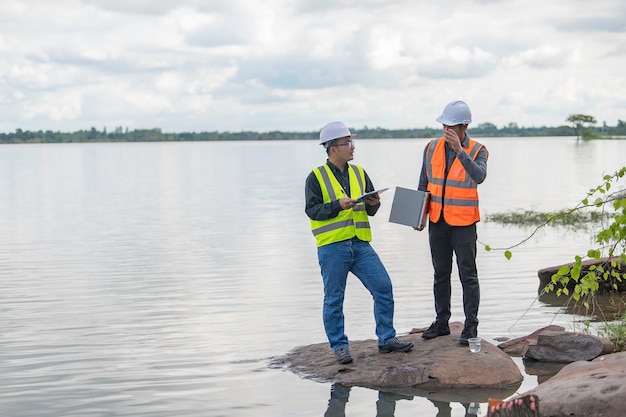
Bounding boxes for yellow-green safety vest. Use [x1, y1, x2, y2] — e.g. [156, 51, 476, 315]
[309, 164, 372, 247]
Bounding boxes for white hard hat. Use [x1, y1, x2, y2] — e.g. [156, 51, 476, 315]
[319, 121, 356, 145]
[436, 100, 472, 126]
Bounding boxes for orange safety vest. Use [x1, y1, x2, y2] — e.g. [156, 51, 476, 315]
[425, 137, 485, 226]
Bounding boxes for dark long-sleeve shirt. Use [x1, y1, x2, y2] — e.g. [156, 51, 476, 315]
[305, 160, 380, 221]
[418, 134, 488, 192]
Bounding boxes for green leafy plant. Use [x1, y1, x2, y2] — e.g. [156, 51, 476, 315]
[574, 319, 593, 335]
[484, 167, 626, 345]
[571, 298, 626, 352]
[543, 167, 626, 307]
[598, 313, 626, 352]
[484, 166, 626, 307]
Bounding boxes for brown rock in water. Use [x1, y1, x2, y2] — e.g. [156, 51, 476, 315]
[273, 322, 522, 396]
[520, 351, 626, 417]
[497, 325, 565, 357]
[524, 331, 607, 363]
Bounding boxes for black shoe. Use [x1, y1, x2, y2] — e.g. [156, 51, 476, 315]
[422, 321, 450, 339]
[378, 337, 414, 353]
[459, 324, 478, 346]
[335, 348, 353, 364]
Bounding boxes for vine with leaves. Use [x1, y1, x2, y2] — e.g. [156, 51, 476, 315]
[484, 166, 626, 311]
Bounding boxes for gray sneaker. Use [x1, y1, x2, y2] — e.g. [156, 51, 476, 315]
[334, 348, 353, 364]
[378, 337, 414, 353]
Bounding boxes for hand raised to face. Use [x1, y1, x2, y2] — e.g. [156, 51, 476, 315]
[443, 125, 463, 154]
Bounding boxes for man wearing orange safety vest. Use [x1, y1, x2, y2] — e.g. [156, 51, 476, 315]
[417, 101, 489, 346]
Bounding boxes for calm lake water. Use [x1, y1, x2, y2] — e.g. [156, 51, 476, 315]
[0, 137, 624, 417]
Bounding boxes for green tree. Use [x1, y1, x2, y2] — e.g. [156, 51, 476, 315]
[567, 114, 597, 140]
[616, 120, 626, 136]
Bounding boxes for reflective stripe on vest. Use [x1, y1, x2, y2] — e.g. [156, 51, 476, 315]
[426, 137, 484, 226]
[309, 164, 372, 247]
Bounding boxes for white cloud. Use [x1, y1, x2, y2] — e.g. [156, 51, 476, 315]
[23, 91, 83, 122]
[1, 0, 625, 132]
[81, 0, 234, 15]
[418, 47, 498, 79]
[505, 45, 574, 69]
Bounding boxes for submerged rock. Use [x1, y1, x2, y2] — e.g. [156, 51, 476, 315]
[272, 322, 522, 396]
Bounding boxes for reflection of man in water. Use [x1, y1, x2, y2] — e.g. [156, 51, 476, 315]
[323, 384, 350, 417]
[323, 384, 479, 417]
[323, 384, 412, 417]
[429, 399, 479, 417]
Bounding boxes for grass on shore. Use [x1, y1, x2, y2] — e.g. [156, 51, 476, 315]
[485, 209, 611, 229]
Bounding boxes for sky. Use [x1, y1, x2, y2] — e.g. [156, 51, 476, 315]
[1, 0, 625, 133]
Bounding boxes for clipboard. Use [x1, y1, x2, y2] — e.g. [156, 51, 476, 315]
[356, 188, 389, 202]
[388, 187, 430, 229]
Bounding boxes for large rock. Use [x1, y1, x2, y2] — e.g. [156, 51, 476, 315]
[498, 325, 565, 356]
[524, 330, 608, 363]
[272, 322, 522, 397]
[521, 352, 626, 417]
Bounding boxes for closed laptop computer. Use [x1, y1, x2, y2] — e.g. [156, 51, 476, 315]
[388, 187, 430, 229]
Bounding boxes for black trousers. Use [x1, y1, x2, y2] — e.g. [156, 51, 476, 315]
[428, 219, 480, 326]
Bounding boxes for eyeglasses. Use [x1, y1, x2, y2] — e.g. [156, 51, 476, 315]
[332, 140, 355, 148]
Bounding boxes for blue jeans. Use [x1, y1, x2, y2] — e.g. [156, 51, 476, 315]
[317, 238, 396, 351]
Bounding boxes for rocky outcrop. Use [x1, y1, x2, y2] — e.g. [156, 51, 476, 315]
[272, 322, 522, 396]
[519, 352, 626, 417]
[495, 327, 626, 416]
[498, 326, 614, 363]
[498, 325, 565, 357]
[524, 330, 610, 363]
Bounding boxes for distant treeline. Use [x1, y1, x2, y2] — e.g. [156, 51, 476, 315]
[1, 120, 626, 144]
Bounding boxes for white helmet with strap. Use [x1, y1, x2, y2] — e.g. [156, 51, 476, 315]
[319, 121, 356, 147]
[436, 101, 472, 125]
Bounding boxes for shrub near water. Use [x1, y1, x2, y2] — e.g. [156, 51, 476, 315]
[484, 167, 626, 349]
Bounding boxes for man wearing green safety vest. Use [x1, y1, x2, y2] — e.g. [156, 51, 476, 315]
[305, 121, 413, 365]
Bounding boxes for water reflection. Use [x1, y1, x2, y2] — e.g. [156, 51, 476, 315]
[323, 384, 482, 417]
[323, 384, 411, 417]
[429, 399, 480, 417]
[538, 290, 626, 322]
[522, 358, 567, 384]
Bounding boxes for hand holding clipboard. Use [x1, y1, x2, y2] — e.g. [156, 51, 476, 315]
[356, 188, 389, 203]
